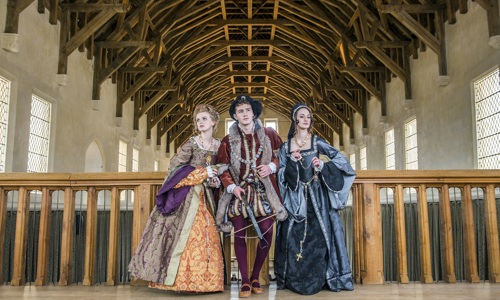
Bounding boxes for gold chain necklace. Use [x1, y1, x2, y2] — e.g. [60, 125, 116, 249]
[198, 135, 213, 150]
[294, 133, 311, 149]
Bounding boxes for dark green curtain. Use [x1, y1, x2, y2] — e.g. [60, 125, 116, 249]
[380, 187, 498, 282]
[1, 209, 133, 285]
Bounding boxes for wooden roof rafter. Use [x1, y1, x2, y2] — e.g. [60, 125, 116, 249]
[4, 0, 485, 146]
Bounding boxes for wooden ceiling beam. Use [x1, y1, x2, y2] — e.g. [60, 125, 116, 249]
[96, 47, 140, 86]
[64, 9, 120, 55]
[380, 9, 440, 54]
[95, 41, 155, 48]
[21, 0, 479, 146]
[159, 115, 187, 139]
[221, 70, 278, 77]
[168, 119, 193, 142]
[4, 0, 35, 34]
[119, 66, 167, 72]
[213, 40, 285, 47]
[151, 99, 184, 128]
[58, 3, 129, 13]
[378, 4, 445, 14]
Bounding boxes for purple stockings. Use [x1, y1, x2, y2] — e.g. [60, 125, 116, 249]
[232, 215, 275, 287]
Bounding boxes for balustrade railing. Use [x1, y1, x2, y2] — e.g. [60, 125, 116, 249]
[0, 170, 498, 286]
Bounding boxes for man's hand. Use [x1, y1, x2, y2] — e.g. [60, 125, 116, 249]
[233, 186, 245, 199]
[257, 164, 271, 178]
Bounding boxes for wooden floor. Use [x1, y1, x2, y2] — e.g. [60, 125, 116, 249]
[0, 282, 499, 299]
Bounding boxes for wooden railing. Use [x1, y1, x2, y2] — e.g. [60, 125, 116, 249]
[0, 170, 498, 286]
[353, 170, 500, 284]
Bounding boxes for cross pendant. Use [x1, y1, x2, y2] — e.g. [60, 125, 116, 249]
[296, 253, 302, 261]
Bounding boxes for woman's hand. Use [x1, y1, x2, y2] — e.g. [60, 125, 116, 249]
[292, 149, 302, 161]
[206, 165, 218, 178]
[312, 156, 320, 168]
[211, 166, 218, 176]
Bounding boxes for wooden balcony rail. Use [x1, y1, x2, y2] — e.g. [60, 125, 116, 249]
[0, 170, 498, 286]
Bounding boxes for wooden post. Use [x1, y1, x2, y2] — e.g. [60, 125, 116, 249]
[417, 184, 433, 283]
[361, 183, 384, 284]
[106, 187, 120, 285]
[484, 184, 500, 283]
[462, 185, 480, 283]
[83, 187, 98, 286]
[35, 188, 52, 286]
[0, 188, 7, 284]
[130, 184, 153, 285]
[223, 234, 232, 285]
[394, 184, 409, 283]
[11, 187, 30, 286]
[352, 183, 363, 284]
[59, 187, 75, 286]
[439, 184, 456, 283]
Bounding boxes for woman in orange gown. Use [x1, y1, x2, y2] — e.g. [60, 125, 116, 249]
[128, 104, 224, 293]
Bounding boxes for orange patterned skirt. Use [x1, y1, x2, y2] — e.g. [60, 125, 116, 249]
[148, 191, 224, 293]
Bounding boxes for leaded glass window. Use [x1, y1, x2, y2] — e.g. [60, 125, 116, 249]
[27, 95, 51, 173]
[132, 147, 139, 172]
[0, 76, 10, 172]
[474, 68, 500, 169]
[405, 118, 418, 170]
[385, 129, 395, 170]
[118, 140, 127, 172]
[360, 146, 367, 170]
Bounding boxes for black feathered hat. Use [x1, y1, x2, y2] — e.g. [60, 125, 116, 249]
[229, 95, 263, 121]
[287, 102, 312, 140]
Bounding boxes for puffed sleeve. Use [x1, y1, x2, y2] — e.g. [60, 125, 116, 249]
[277, 141, 299, 193]
[316, 136, 356, 210]
[164, 138, 194, 180]
[216, 136, 235, 189]
[265, 127, 282, 168]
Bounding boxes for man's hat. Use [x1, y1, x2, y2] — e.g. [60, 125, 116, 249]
[229, 95, 263, 120]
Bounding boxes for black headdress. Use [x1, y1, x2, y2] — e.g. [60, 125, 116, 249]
[287, 102, 312, 140]
[229, 95, 263, 121]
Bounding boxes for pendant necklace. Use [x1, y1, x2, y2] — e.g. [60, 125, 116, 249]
[199, 135, 213, 166]
[296, 207, 308, 261]
[199, 135, 213, 150]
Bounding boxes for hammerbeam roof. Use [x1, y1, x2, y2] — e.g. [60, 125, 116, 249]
[5, 0, 499, 146]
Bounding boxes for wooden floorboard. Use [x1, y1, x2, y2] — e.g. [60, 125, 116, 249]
[0, 282, 499, 299]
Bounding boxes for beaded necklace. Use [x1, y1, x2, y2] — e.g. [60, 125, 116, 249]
[294, 132, 311, 149]
[198, 135, 213, 151]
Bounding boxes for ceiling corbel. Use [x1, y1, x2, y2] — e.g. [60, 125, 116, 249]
[474, 0, 500, 46]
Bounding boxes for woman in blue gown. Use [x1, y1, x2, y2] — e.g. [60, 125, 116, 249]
[274, 103, 356, 295]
